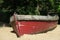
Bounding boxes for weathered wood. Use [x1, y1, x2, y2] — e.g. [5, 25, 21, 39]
[10, 14, 59, 22]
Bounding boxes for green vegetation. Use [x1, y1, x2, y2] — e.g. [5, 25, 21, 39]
[0, 0, 60, 24]
[0, 0, 60, 15]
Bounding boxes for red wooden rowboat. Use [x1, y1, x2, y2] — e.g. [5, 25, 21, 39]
[10, 14, 59, 37]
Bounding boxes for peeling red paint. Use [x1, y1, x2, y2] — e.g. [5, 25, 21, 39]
[14, 20, 57, 36]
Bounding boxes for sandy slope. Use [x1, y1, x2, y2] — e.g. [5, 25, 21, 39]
[0, 25, 60, 40]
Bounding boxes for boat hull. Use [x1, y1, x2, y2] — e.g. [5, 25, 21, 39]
[11, 20, 58, 36]
[10, 15, 58, 37]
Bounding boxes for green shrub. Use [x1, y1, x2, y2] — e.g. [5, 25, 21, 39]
[0, 0, 60, 15]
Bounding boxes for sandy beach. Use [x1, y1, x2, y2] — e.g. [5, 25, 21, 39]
[0, 25, 60, 40]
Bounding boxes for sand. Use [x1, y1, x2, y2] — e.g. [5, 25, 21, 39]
[0, 25, 60, 40]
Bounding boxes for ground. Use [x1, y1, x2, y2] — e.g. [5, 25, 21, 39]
[0, 25, 60, 40]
